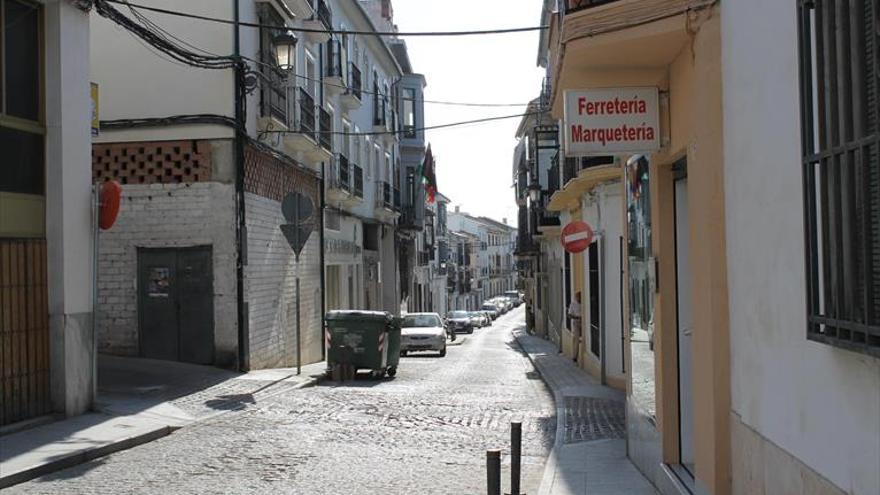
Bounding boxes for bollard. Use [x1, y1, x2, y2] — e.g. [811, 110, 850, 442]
[509, 421, 523, 495]
[487, 449, 501, 495]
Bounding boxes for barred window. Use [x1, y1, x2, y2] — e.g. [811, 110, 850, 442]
[798, 0, 880, 357]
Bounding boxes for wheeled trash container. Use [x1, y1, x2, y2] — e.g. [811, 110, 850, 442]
[325, 310, 401, 378]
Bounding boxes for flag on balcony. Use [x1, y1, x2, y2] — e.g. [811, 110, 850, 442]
[421, 145, 437, 204]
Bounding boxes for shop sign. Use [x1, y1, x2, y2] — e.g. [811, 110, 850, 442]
[90, 82, 99, 137]
[563, 87, 660, 156]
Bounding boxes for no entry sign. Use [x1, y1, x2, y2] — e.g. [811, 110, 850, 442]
[561, 221, 593, 253]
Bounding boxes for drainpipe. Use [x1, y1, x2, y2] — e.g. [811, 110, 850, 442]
[597, 189, 607, 386]
[233, 0, 249, 371]
[318, 42, 327, 360]
[319, 164, 326, 360]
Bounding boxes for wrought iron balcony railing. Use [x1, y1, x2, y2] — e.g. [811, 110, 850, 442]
[325, 40, 343, 79]
[319, 107, 332, 151]
[564, 0, 619, 14]
[376, 181, 393, 210]
[315, 0, 332, 30]
[295, 87, 316, 137]
[352, 164, 364, 198]
[330, 154, 351, 192]
[347, 62, 362, 100]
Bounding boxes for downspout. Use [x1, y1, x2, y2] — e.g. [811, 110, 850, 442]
[319, 166, 326, 360]
[318, 42, 327, 360]
[597, 190, 607, 386]
[233, 0, 249, 371]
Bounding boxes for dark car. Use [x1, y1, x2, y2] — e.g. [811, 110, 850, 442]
[446, 310, 474, 334]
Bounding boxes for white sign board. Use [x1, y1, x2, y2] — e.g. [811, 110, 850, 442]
[563, 87, 660, 156]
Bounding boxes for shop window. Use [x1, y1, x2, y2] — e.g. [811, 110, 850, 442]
[797, 1, 880, 356]
[1, 0, 44, 238]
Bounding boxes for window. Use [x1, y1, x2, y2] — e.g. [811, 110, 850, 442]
[341, 119, 351, 157]
[798, 1, 880, 356]
[257, 5, 288, 123]
[1, 0, 45, 238]
[402, 88, 416, 136]
[305, 53, 317, 97]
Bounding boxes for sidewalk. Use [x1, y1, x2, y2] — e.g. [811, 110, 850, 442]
[0, 357, 327, 489]
[513, 328, 657, 495]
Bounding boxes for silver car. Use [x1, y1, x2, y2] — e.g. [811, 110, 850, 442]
[400, 313, 447, 357]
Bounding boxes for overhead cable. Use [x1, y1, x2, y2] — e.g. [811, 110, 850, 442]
[103, 0, 548, 37]
[262, 111, 547, 137]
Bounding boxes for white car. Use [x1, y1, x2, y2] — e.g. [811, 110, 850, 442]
[400, 313, 447, 357]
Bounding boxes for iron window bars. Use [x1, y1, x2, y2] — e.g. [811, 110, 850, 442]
[797, 0, 880, 357]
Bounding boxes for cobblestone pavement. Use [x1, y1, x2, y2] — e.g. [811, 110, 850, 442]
[8, 307, 555, 495]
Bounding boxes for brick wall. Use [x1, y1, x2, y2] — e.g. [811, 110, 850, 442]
[95, 182, 238, 364]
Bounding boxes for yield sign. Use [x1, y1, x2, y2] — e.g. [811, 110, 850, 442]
[561, 221, 593, 254]
[281, 192, 315, 258]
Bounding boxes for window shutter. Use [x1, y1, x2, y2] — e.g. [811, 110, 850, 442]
[867, 1, 880, 321]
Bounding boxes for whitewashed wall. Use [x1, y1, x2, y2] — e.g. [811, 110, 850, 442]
[583, 183, 625, 384]
[723, 1, 880, 493]
[96, 182, 238, 365]
[245, 192, 323, 369]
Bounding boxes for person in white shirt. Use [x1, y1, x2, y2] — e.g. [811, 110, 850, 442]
[568, 292, 582, 362]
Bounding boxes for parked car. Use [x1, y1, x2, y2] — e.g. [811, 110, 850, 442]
[400, 313, 447, 357]
[503, 291, 523, 307]
[503, 290, 524, 306]
[480, 304, 499, 319]
[446, 310, 474, 334]
[479, 311, 494, 326]
[469, 311, 490, 328]
[488, 298, 509, 313]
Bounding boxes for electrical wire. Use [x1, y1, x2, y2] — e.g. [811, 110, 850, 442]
[262, 110, 547, 137]
[240, 55, 534, 108]
[103, 0, 549, 37]
[94, 0, 236, 69]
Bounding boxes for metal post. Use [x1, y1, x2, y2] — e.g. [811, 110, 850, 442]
[92, 182, 100, 405]
[486, 449, 501, 495]
[296, 254, 302, 376]
[509, 422, 522, 495]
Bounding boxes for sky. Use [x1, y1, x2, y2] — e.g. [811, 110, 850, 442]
[390, 0, 545, 227]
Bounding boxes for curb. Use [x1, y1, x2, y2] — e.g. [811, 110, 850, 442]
[511, 329, 566, 495]
[0, 424, 177, 489]
[0, 373, 325, 489]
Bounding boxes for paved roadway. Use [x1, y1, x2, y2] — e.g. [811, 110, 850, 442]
[9, 307, 556, 495]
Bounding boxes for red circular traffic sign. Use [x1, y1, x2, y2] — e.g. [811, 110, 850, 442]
[561, 221, 593, 253]
[99, 180, 122, 230]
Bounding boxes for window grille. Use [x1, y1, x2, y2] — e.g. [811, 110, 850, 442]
[797, 0, 880, 357]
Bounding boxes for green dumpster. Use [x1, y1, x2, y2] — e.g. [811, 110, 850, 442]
[325, 310, 400, 378]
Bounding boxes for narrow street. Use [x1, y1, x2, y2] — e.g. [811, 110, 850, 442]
[7, 308, 555, 495]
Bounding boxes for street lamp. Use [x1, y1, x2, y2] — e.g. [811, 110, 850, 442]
[527, 183, 542, 203]
[273, 30, 298, 71]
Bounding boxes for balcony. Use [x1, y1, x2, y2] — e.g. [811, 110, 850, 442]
[259, 68, 288, 129]
[373, 93, 388, 133]
[340, 62, 362, 110]
[374, 180, 398, 221]
[352, 164, 364, 199]
[393, 187, 401, 211]
[327, 153, 351, 202]
[303, 0, 331, 43]
[283, 87, 317, 153]
[547, 156, 620, 212]
[324, 40, 344, 96]
[549, 0, 699, 115]
[418, 250, 431, 267]
[563, 0, 619, 14]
